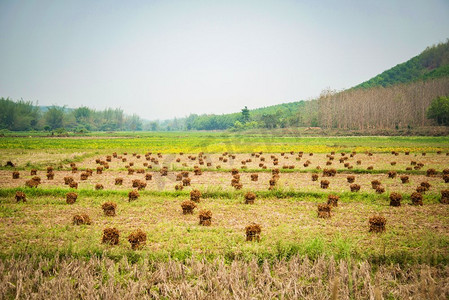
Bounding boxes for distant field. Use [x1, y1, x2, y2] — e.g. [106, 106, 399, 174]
[1, 133, 449, 298]
[1, 132, 449, 153]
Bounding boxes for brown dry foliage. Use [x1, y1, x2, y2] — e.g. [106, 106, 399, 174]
[1, 255, 448, 299]
[66, 192, 78, 204]
[128, 229, 147, 250]
[15, 191, 26, 202]
[387, 171, 397, 179]
[102, 228, 119, 245]
[128, 190, 139, 201]
[317, 204, 331, 218]
[389, 192, 402, 207]
[64, 176, 74, 185]
[102, 202, 117, 216]
[375, 186, 385, 194]
[327, 195, 339, 207]
[346, 175, 355, 183]
[181, 200, 197, 214]
[244, 192, 256, 204]
[245, 223, 261, 241]
[410, 192, 423, 206]
[182, 178, 191, 186]
[369, 215, 386, 233]
[400, 175, 409, 184]
[320, 180, 330, 189]
[72, 214, 91, 225]
[190, 189, 202, 202]
[350, 184, 360, 192]
[250, 174, 258, 181]
[199, 210, 212, 226]
[426, 168, 437, 177]
[441, 189, 449, 204]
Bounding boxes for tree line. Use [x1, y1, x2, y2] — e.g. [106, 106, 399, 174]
[0, 98, 144, 132]
[1, 77, 448, 133]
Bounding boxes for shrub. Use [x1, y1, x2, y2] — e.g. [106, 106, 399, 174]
[30, 169, 37, 175]
[190, 189, 202, 202]
[181, 200, 197, 214]
[410, 192, 423, 206]
[25, 179, 39, 188]
[145, 173, 152, 180]
[367, 166, 373, 170]
[15, 191, 26, 202]
[175, 184, 183, 190]
[102, 228, 119, 245]
[102, 202, 117, 216]
[317, 204, 331, 218]
[389, 192, 402, 207]
[115, 178, 123, 185]
[390, 161, 396, 166]
[244, 192, 256, 204]
[199, 210, 212, 226]
[72, 214, 91, 225]
[66, 192, 78, 204]
[327, 195, 339, 207]
[311, 174, 319, 181]
[96, 167, 103, 174]
[128, 229, 147, 250]
[95, 184, 104, 190]
[12, 171, 20, 179]
[245, 223, 261, 241]
[369, 216, 386, 233]
[80, 172, 89, 180]
[128, 190, 139, 201]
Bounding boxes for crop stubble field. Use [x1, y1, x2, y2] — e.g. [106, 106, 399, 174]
[1, 133, 449, 299]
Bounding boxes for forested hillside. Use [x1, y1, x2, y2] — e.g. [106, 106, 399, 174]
[355, 40, 449, 88]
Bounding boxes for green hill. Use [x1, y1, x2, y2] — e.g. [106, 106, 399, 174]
[355, 40, 449, 89]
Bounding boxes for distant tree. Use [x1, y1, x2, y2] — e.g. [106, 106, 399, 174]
[44, 106, 65, 130]
[427, 96, 449, 125]
[241, 106, 250, 124]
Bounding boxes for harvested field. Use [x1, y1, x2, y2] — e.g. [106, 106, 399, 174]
[1, 134, 449, 298]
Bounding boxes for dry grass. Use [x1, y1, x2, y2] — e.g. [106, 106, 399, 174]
[0, 255, 448, 299]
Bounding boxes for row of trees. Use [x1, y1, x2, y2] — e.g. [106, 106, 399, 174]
[317, 78, 449, 130]
[0, 98, 144, 132]
[1, 77, 448, 132]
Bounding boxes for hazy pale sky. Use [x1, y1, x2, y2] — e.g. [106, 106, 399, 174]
[1, 0, 448, 120]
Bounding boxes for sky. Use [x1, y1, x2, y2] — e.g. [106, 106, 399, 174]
[1, 0, 448, 120]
